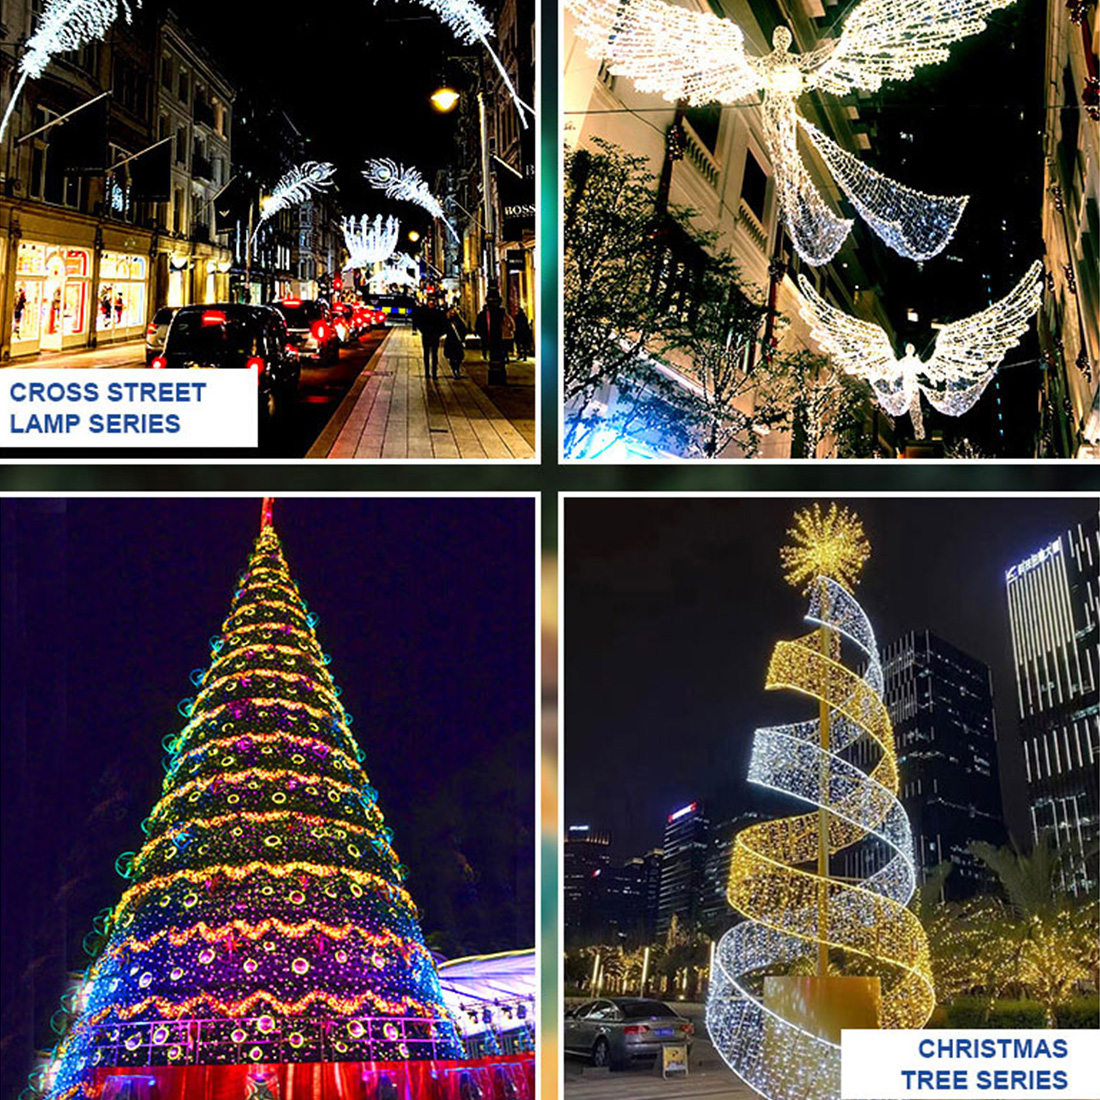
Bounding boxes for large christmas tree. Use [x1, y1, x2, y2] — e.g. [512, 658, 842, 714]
[42, 504, 465, 1099]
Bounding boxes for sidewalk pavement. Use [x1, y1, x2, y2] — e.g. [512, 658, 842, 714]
[311, 324, 536, 460]
[3, 340, 145, 368]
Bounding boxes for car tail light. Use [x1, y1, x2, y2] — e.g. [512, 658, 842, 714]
[285, 343, 298, 356]
[282, 298, 301, 306]
[311, 321, 329, 341]
[151, 355, 167, 369]
[146, 320, 158, 337]
[246, 356, 265, 382]
[684, 1023, 694, 1036]
[201, 310, 226, 325]
[623, 1026, 648, 1035]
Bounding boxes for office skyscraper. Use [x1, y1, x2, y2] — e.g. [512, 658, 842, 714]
[1006, 515, 1099, 893]
[564, 824, 611, 943]
[881, 631, 1007, 899]
[656, 801, 710, 938]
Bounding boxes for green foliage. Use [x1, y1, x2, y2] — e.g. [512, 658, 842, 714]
[985, 1000, 1048, 1028]
[944, 997, 990, 1028]
[1052, 996, 1100, 1029]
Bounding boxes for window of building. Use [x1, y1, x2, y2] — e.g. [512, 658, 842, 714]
[178, 68, 189, 104]
[176, 126, 187, 165]
[161, 54, 173, 88]
[741, 149, 768, 223]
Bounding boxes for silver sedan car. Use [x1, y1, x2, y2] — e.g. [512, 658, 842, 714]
[563, 997, 694, 1069]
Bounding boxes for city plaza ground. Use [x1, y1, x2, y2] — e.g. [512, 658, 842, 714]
[564, 1003, 753, 1100]
[1, 322, 535, 459]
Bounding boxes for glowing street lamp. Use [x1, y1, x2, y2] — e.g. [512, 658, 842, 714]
[431, 86, 460, 112]
[407, 230, 421, 244]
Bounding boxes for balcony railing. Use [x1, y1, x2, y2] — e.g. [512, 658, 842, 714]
[681, 119, 721, 190]
[737, 198, 768, 252]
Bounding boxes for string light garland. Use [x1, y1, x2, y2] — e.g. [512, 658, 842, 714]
[706, 507, 934, 1100]
[362, 160, 459, 242]
[38, 518, 464, 1100]
[251, 162, 336, 245]
[566, 0, 1017, 264]
[385, 0, 533, 127]
[342, 214, 402, 269]
[797, 262, 1043, 437]
[0, 0, 140, 140]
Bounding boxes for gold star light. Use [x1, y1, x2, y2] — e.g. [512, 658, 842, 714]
[780, 503, 870, 593]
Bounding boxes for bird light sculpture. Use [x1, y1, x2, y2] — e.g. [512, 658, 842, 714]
[567, 0, 1017, 266]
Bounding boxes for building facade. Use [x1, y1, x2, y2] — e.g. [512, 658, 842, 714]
[1036, 0, 1099, 457]
[879, 631, 1007, 900]
[656, 801, 710, 938]
[0, 3, 235, 361]
[563, 824, 611, 944]
[1005, 514, 1099, 894]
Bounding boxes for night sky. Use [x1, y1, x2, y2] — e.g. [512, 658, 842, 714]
[564, 496, 1096, 860]
[0, 496, 534, 1090]
[160, 0, 499, 232]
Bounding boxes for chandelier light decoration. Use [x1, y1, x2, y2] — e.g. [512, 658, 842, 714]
[566, 0, 1018, 265]
[706, 504, 934, 1100]
[362, 159, 460, 242]
[797, 261, 1043, 437]
[342, 214, 402, 269]
[251, 161, 336, 245]
[0, 0, 140, 139]
[388, 0, 533, 127]
[35, 506, 466, 1100]
[370, 252, 420, 289]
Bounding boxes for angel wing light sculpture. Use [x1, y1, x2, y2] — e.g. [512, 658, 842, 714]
[362, 159, 460, 242]
[387, 0, 534, 127]
[342, 214, 402, 269]
[567, 0, 1017, 266]
[370, 251, 420, 288]
[797, 262, 1043, 438]
[0, 0, 140, 139]
[251, 161, 336, 244]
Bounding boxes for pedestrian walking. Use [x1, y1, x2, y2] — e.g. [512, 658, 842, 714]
[412, 294, 448, 380]
[513, 307, 533, 360]
[476, 286, 509, 385]
[444, 307, 467, 379]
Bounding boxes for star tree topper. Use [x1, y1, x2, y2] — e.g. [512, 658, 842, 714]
[797, 261, 1043, 438]
[567, 0, 1018, 266]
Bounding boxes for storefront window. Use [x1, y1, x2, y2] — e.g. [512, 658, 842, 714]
[12, 242, 92, 352]
[97, 252, 148, 334]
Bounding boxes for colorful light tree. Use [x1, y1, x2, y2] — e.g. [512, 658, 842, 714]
[39, 504, 464, 1099]
[706, 504, 934, 1100]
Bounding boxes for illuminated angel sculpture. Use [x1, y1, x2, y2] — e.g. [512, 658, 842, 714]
[798, 261, 1042, 437]
[362, 159, 459, 243]
[567, 0, 1017, 265]
[252, 161, 336, 244]
[342, 214, 401, 269]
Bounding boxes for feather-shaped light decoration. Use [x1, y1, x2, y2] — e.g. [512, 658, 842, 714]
[381, 0, 533, 127]
[0, 0, 140, 140]
[251, 161, 336, 244]
[342, 214, 401, 269]
[362, 159, 459, 242]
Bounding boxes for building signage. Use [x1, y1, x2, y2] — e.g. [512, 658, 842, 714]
[668, 802, 697, 823]
[1006, 539, 1062, 582]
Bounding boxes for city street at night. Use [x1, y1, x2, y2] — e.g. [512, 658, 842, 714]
[1, 0, 536, 459]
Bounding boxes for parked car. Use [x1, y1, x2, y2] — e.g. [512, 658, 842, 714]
[563, 998, 694, 1070]
[144, 306, 177, 364]
[268, 298, 340, 363]
[150, 304, 300, 421]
